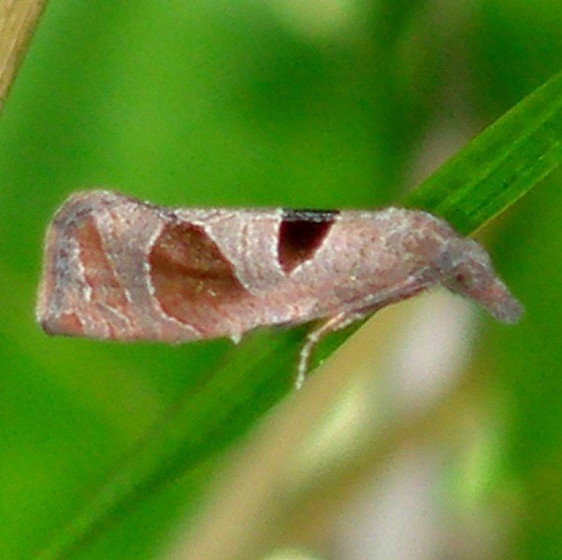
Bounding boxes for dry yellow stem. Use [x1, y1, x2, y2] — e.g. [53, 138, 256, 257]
[0, 0, 48, 114]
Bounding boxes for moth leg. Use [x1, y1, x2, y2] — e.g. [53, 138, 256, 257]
[296, 310, 369, 389]
[294, 275, 434, 388]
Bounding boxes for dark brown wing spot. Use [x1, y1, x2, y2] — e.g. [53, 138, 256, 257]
[149, 222, 246, 327]
[76, 217, 129, 308]
[278, 209, 338, 273]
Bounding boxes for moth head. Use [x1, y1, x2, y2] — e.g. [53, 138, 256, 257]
[436, 237, 522, 324]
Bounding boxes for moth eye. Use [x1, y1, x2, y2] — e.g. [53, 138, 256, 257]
[455, 272, 467, 283]
[278, 210, 338, 273]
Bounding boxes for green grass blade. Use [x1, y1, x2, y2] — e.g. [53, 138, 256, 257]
[404, 69, 562, 234]
[36, 69, 562, 560]
[35, 327, 305, 560]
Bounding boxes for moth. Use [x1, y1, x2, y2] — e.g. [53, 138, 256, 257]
[37, 190, 522, 388]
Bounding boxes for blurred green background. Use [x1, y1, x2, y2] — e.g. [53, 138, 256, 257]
[1, 1, 561, 559]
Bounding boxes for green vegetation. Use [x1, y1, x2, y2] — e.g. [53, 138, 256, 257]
[1, 2, 561, 559]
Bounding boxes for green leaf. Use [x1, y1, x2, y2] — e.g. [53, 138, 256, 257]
[404, 69, 562, 235]
[36, 70, 562, 560]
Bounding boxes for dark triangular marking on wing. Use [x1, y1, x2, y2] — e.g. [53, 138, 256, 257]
[278, 209, 339, 273]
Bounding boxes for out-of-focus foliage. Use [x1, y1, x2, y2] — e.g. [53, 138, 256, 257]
[0, 1, 561, 559]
